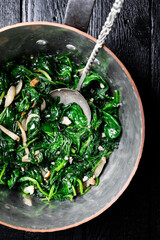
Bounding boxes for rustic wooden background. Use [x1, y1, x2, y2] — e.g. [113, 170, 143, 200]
[0, 0, 159, 239]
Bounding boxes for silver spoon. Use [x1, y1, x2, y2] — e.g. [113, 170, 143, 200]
[50, 0, 124, 125]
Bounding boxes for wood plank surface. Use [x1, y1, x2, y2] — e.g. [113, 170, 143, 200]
[0, 0, 160, 239]
[0, 0, 21, 28]
[22, 0, 68, 23]
[150, 1, 160, 239]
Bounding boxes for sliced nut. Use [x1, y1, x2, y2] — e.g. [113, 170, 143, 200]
[24, 185, 35, 195]
[87, 177, 96, 186]
[22, 154, 30, 162]
[61, 116, 72, 126]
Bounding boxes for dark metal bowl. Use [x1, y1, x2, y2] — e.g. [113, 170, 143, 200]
[0, 22, 145, 232]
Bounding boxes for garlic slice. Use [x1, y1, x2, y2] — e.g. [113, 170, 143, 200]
[17, 121, 27, 143]
[26, 114, 40, 129]
[21, 118, 27, 131]
[94, 156, 106, 178]
[17, 121, 30, 155]
[85, 156, 107, 187]
[41, 98, 46, 111]
[78, 68, 84, 74]
[15, 80, 23, 95]
[5, 86, 16, 107]
[0, 124, 20, 141]
[22, 154, 30, 162]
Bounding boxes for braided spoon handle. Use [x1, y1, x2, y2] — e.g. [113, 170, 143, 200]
[77, 0, 124, 91]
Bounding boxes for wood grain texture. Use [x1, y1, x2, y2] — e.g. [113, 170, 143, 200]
[150, 1, 160, 239]
[151, 0, 160, 103]
[0, 0, 21, 28]
[0, 0, 160, 239]
[22, 0, 68, 23]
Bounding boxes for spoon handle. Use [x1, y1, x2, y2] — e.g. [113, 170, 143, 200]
[77, 0, 124, 91]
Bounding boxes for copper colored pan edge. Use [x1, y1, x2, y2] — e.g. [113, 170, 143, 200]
[0, 21, 145, 232]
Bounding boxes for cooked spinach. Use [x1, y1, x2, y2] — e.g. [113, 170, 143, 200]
[0, 54, 121, 201]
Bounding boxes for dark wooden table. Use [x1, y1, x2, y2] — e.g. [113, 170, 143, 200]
[0, 0, 159, 239]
